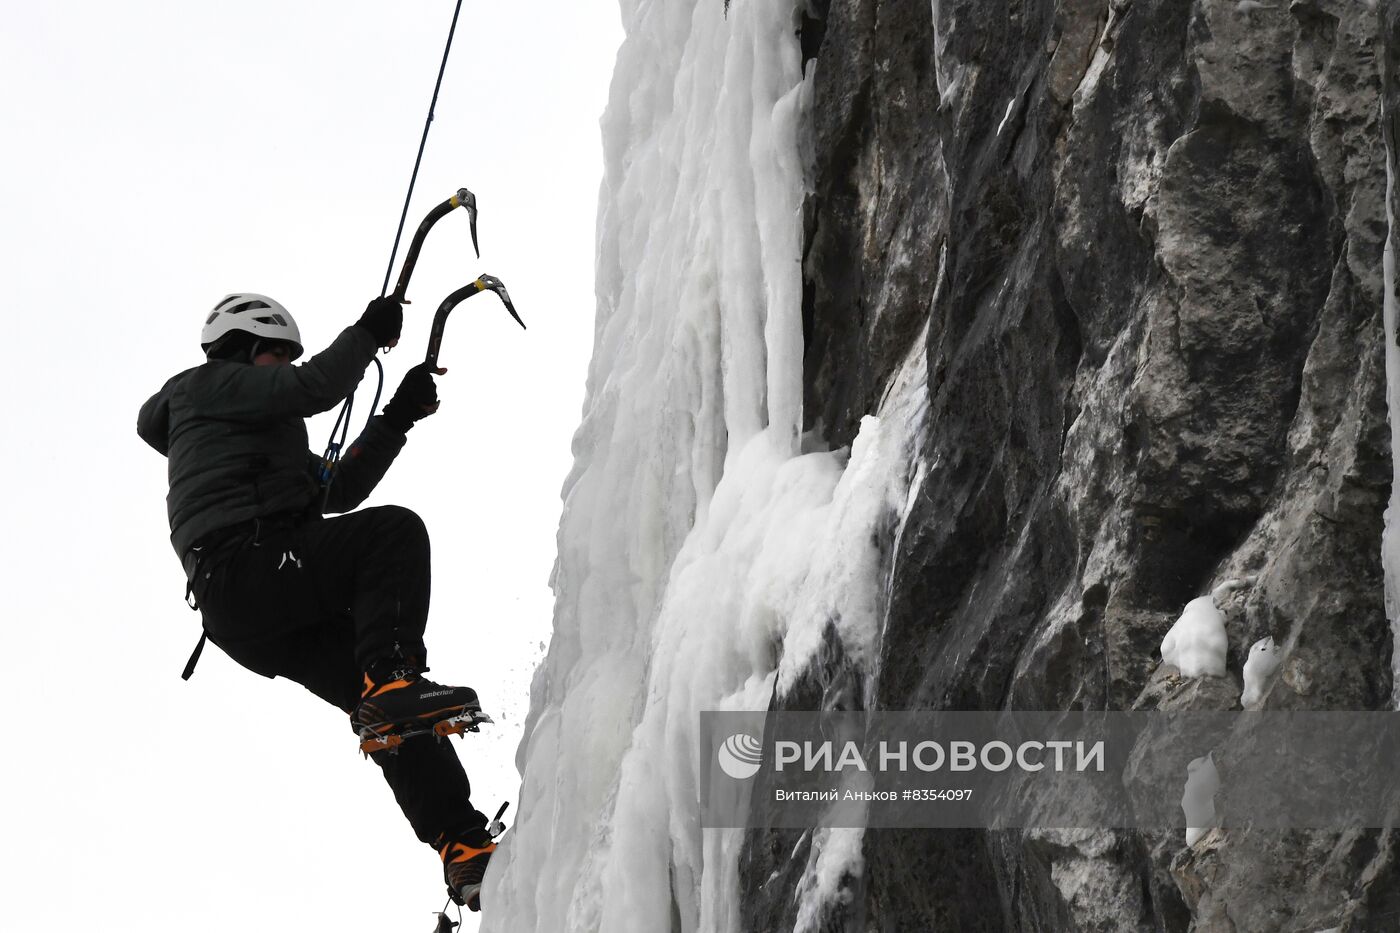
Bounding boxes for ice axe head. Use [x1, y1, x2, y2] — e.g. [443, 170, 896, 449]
[476, 274, 525, 329]
[455, 187, 479, 258]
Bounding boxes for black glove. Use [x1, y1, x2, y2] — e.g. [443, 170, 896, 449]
[357, 295, 404, 348]
[382, 362, 444, 432]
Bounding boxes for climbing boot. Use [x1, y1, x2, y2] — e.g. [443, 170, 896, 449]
[352, 669, 480, 737]
[440, 829, 496, 911]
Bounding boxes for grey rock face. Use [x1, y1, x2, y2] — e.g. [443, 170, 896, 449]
[748, 0, 1400, 929]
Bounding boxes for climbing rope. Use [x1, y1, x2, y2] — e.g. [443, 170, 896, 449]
[322, 0, 467, 501]
[381, 0, 468, 300]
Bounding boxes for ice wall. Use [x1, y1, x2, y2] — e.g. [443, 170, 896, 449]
[481, 0, 812, 929]
[478, 0, 935, 927]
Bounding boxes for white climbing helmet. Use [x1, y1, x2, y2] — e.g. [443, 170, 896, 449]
[201, 293, 304, 360]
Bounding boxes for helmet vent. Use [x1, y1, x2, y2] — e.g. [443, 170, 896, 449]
[254, 314, 290, 326]
[205, 312, 220, 325]
[224, 299, 273, 315]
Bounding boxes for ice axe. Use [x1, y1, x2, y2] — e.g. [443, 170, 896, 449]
[321, 188, 477, 501]
[425, 275, 525, 367]
[388, 187, 480, 304]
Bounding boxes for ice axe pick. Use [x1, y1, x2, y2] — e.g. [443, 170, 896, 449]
[425, 274, 526, 368]
[390, 187, 480, 304]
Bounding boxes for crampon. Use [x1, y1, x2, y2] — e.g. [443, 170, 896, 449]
[358, 708, 494, 757]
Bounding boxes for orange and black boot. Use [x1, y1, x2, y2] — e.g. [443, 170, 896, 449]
[352, 667, 481, 738]
[440, 829, 496, 911]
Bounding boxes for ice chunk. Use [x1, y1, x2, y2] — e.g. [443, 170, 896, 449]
[1240, 636, 1283, 708]
[1160, 595, 1228, 678]
[1181, 753, 1220, 846]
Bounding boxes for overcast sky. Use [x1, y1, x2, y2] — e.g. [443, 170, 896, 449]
[2, 3, 622, 929]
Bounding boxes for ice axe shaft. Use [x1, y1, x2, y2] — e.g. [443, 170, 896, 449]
[390, 188, 479, 303]
[425, 275, 526, 367]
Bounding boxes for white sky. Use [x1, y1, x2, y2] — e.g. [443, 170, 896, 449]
[2, 3, 622, 930]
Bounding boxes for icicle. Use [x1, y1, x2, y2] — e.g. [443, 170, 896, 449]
[1382, 156, 1400, 709]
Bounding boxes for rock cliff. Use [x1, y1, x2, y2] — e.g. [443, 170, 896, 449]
[751, 0, 1400, 929]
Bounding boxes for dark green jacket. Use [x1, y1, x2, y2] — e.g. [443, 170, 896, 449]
[137, 325, 406, 559]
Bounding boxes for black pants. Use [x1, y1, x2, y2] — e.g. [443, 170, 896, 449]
[192, 505, 486, 845]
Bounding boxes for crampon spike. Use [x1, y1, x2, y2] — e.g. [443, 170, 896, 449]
[432, 709, 494, 739]
[358, 731, 406, 757]
[360, 710, 494, 756]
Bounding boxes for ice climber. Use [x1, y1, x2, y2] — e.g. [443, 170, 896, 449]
[136, 293, 496, 911]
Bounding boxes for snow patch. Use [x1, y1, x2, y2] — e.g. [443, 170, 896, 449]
[1160, 595, 1228, 679]
[792, 829, 865, 933]
[996, 95, 1017, 136]
[1182, 753, 1220, 847]
[1240, 636, 1283, 708]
